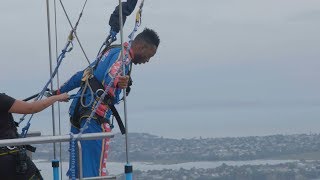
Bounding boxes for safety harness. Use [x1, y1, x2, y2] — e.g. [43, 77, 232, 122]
[70, 44, 132, 135]
[0, 113, 37, 175]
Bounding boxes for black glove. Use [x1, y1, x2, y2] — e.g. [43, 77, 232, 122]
[126, 77, 133, 96]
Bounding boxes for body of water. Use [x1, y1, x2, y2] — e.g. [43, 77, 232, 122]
[35, 159, 299, 179]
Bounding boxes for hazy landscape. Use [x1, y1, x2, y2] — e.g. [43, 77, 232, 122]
[33, 132, 320, 179]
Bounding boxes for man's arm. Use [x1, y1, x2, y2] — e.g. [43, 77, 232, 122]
[58, 70, 84, 94]
[9, 93, 69, 114]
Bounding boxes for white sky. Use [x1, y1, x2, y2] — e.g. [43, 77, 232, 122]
[1, 0, 320, 138]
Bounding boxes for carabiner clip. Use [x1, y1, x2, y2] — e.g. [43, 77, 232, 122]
[95, 89, 105, 98]
[6, 146, 16, 150]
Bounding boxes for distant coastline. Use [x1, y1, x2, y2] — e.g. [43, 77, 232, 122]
[33, 132, 320, 163]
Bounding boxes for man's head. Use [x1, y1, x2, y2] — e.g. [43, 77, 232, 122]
[131, 28, 160, 65]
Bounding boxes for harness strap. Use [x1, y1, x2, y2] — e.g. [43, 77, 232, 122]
[0, 144, 36, 156]
[71, 75, 126, 134]
[109, 104, 126, 135]
[88, 76, 126, 134]
[94, 44, 123, 70]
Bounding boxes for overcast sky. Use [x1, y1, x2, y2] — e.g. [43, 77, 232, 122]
[1, 0, 320, 138]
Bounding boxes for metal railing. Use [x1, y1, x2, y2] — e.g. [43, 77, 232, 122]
[0, 133, 117, 179]
[0, 132, 114, 147]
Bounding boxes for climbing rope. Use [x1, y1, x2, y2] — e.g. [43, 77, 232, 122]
[58, 0, 91, 64]
[79, 67, 95, 107]
[69, 133, 77, 179]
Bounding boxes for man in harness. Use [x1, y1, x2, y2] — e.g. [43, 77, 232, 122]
[55, 28, 160, 178]
[0, 92, 69, 179]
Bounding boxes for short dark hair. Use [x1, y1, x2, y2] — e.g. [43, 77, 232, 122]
[135, 28, 160, 48]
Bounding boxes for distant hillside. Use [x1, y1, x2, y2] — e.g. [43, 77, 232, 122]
[33, 133, 320, 163]
[117, 161, 320, 180]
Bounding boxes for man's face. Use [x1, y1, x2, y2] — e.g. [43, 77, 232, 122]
[132, 43, 157, 65]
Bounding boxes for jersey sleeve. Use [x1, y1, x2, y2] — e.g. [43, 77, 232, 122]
[103, 53, 131, 104]
[59, 70, 84, 93]
[0, 93, 16, 112]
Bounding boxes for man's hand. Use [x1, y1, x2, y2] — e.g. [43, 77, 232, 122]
[117, 75, 130, 89]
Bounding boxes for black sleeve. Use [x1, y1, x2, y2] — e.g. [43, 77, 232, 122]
[108, 0, 138, 33]
[0, 93, 16, 112]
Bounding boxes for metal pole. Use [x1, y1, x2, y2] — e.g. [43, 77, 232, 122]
[53, 0, 64, 178]
[78, 141, 83, 179]
[118, 0, 128, 164]
[52, 159, 60, 180]
[118, 1, 133, 180]
[45, 0, 57, 160]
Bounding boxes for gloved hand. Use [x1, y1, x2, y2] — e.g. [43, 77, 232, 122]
[110, 29, 117, 41]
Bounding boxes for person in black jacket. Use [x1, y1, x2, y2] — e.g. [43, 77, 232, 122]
[0, 92, 69, 180]
[108, 0, 138, 34]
